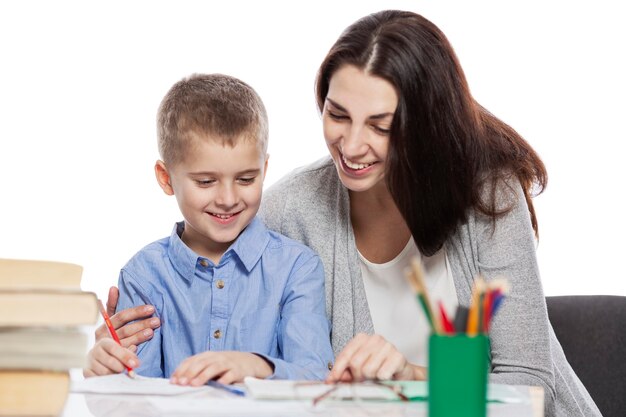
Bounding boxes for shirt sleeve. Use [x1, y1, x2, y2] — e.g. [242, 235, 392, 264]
[256, 252, 334, 380]
[116, 269, 164, 378]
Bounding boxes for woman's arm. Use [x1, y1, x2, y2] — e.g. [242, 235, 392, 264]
[470, 179, 557, 413]
[93, 286, 161, 348]
[85, 285, 156, 377]
[326, 333, 427, 382]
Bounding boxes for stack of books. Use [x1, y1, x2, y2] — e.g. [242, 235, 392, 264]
[0, 258, 99, 416]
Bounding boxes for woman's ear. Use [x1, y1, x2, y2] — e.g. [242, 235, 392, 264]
[154, 160, 175, 196]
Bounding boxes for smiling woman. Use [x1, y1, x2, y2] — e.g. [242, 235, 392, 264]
[256, 10, 602, 417]
[322, 65, 397, 194]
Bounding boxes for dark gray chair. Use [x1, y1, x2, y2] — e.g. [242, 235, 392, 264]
[546, 295, 626, 417]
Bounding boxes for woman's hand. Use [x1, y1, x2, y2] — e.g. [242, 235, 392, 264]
[83, 338, 140, 378]
[94, 286, 161, 349]
[170, 352, 273, 386]
[326, 333, 427, 383]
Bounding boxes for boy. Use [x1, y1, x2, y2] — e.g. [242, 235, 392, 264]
[84, 74, 333, 384]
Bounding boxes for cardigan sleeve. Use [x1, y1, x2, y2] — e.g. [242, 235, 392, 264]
[471, 179, 557, 414]
[259, 180, 288, 234]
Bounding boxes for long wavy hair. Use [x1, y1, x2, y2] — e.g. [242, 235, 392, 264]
[315, 10, 547, 256]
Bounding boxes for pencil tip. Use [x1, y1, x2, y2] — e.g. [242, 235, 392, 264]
[128, 370, 136, 379]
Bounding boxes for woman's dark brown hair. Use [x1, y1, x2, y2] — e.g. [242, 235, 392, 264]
[315, 10, 547, 256]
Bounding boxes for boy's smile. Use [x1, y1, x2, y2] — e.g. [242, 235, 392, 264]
[209, 211, 242, 224]
[155, 136, 268, 264]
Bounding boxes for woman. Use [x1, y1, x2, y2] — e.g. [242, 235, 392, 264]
[96, 10, 599, 416]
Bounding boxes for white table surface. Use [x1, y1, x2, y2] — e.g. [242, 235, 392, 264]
[60, 385, 544, 417]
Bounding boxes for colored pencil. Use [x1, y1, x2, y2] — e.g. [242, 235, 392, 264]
[406, 257, 442, 334]
[438, 301, 455, 334]
[467, 277, 485, 336]
[97, 299, 136, 378]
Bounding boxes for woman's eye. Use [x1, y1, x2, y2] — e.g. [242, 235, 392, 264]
[327, 110, 348, 121]
[371, 125, 391, 135]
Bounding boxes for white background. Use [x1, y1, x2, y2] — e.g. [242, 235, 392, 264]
[1, 1, 624, 301]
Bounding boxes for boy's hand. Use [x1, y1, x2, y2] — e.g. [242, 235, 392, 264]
[83, 338, 140, 378]
[170, 351, 273, 386]
[94, 286, 160, 349]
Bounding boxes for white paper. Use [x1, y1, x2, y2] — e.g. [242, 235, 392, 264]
[71, 374, 212, 396]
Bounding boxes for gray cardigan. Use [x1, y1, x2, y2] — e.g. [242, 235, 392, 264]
[259, 157, 600, 417]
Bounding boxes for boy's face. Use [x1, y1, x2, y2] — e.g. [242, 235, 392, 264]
[156, 135, 268, 261]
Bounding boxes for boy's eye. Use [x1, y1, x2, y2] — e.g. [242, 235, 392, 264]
[195, 179, 216, 186]
[237, 177, 256, 185]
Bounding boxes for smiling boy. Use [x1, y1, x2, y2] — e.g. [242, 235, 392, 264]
[84, 74, 333, 384]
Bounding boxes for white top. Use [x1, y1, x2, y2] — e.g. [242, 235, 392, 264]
[358, 236, 458, 366]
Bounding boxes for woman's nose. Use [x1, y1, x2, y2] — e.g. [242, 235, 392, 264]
[341, 125, 368, 157]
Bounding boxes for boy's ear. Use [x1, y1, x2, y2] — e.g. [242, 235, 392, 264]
[155, 160, 175, 196]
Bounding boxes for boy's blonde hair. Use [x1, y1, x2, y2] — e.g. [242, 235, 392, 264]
[157, 73, 268, 165]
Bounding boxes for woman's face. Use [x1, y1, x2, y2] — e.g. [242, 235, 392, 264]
[323, 64, 398, 193]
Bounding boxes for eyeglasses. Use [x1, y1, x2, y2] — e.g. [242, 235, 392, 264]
[293, 380, 410, 406]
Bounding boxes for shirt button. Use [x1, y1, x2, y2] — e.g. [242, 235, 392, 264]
[216, 279, 225, 289]
[327, 362, 333, 370]
[213, 329, 222, 339]
[199, 259, 208, 267]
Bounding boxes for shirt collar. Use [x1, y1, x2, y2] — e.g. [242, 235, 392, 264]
[167, 217, 270, 282]
[167, 222, 198, 282]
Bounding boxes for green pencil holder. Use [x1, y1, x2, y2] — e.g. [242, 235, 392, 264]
[428, 334, 489, 417]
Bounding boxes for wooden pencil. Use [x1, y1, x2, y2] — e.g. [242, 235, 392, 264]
[407, 257, 442, 334]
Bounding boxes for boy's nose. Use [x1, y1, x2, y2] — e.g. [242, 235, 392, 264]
[215, 184, 237, 207]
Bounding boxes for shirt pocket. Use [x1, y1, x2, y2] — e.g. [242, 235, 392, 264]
[239, 306, 280, 356]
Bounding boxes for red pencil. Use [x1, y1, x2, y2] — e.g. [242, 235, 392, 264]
[438, 301, 456, 334]
[97, 299, 136, 378]
[482, 288, 493, 333]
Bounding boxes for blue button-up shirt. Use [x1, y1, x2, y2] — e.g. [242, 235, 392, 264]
[116, 216, 333, 380]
